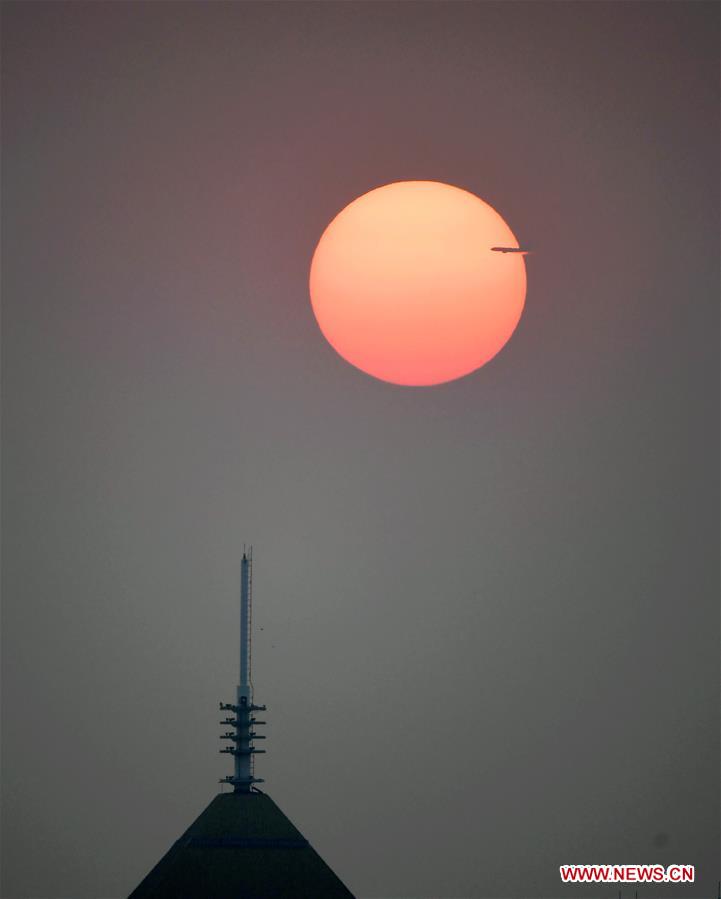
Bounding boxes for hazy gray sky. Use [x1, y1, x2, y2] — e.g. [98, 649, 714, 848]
[2, 3, 719, 897]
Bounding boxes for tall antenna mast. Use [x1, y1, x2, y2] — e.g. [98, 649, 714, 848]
[240, 547, 251, 688]
[219, 549, 267, 792]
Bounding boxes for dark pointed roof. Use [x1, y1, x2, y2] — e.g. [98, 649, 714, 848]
[129, 792, 355, 899]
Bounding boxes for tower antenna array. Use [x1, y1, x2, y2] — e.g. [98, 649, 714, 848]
[219, 549, 267, 792]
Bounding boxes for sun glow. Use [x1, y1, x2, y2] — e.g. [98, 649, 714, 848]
[309, 181, 527, 386]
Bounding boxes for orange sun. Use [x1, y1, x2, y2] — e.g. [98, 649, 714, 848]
[309, 180, 527, 386]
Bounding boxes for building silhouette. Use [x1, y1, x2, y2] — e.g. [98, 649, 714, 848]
[129, 552, 354, 898]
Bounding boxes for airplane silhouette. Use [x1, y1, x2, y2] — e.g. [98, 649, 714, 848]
[491, 246, 532, 255]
